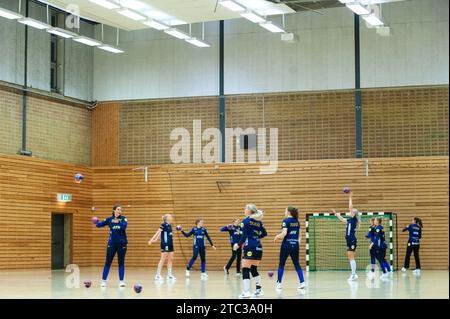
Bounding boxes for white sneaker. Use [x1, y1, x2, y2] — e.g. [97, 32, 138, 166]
[253, 288, 264, 297]
[223, 266, 229, 275]
[119, 281, 126, 287]
[367, 271, 376, 280]
[236, 272, 241, 277]
[413, 269, 421, 275]
[380, 273, 388, 280]
[185, 270, 190, 277]
[155, 274, 164, 281]
[201, 273, 208, 280]
[101, 280, 107, 288]
[401, 267, 407, 272]
[238, 291, 252, 298]
[276, 282, 283, 290]
[297, 282, 306, 290]
[167, 275, 176, 281]
[388, 271, 394, 278]
[348, 274, 358, 281]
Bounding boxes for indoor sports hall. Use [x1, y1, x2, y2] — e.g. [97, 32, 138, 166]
[0, 0, 448, 300]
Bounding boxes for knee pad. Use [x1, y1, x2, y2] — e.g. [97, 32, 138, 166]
[242, 267, 250, 280]
[250, 265, 259, 277]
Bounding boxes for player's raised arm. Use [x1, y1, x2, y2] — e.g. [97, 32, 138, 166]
[332, 209, 346, 224]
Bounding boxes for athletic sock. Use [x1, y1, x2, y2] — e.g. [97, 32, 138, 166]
[254, 276, 261, 290]
[350, 260, 357, 275]
[168, 267, 172, 276]
[243, 279, 250, 292]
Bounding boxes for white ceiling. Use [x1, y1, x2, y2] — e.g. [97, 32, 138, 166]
[38, 0, 295, 31]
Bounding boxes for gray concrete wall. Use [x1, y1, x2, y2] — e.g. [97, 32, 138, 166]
[92, 0, 449, 101]
[0, 0, 94, 101]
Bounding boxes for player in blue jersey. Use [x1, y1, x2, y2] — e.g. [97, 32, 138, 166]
[95, 204, 128, 288]
[221, 218, 242, 276]
[366, 218, 377, 278]
[274, 206, 305, 290]
[401, 217, 423, 275]
[180, 219, 216, 280]
[333, 190, 361, 281]
[370, 217, 392, 280]
[149, 214, 176, 281]
[234, 204, 267, 298]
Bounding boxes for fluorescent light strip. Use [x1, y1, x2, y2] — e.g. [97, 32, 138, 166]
[362, 12, 384, 26]
[240, 10, 265, 23]
[143, 19, 169, 30]
[218, 0, 245, 12]
[0, 7, 23, 19]
[259, 21, 285, 33]
[346, 2, 370, 15]
[98, 44, 124, 53]
[185, 37, 210, 48]
[18, 17, 51, 30]
[47, 27, 77, 38]
[117, 8, 146, 21]
[73, 36, 102, 46]
[164, 28, 190, 40]
[88, 0, 120, 10]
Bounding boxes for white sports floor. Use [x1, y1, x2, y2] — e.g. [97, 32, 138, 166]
[0, 268, 447, 299]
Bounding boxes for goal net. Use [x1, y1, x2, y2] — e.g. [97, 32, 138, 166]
[306, 212, 397, 271]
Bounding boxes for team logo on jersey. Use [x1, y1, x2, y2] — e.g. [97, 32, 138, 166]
[282, 222, 286, 227]
[376, 229, 380, 232]
[241, 223, 244, 228]
[351, 245, 355, 249]
[247, 251, 253, 257]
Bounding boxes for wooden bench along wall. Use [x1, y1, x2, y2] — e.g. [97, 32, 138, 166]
[1, 155, 448, 270]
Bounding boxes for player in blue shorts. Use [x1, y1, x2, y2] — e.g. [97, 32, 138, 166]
[333, 190, 360, 281]
[149, 214, 176, 281]
[179, 219, 216, 280]
[370, 217, 392, 280]
[366, 218, 377, 278]
[221, 218, 242, 276]
[274, 206, 305, 290]
[401, 217, 423, 275]
[234, 204, 267, 298]
[95, 204, 128, 288]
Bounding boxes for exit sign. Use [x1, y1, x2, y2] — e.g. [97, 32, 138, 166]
[57, 193, 72, 203]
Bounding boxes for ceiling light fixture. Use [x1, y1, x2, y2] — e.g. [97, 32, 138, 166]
[143, 19, 169, 30]
[47, 27, 77, 38]
[73, 35, 102, 46]
[218, 0, 246, 12]
[117, 8, 146, 21]
[362, 12, 384, 26]
[88, 0, 120, 10]
[185, 37, 211, 48]
[98, 44, 124, 53]
[18, 17, 51, 29]
[164, 28, 191, 40]
[0, 7, 23, 19]
[259, 21, 285, 33]
[346, 2, 370, 15]
[240, 10, 266, 23]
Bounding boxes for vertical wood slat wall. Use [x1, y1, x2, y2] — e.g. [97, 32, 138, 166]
[0, 155, 93, 269]
[1, 155, 448, 270]
[90, 157, 449, 271]
[91, 102, 120, 167]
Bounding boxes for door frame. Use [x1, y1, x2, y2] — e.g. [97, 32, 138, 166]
[51, 212, 73, 268]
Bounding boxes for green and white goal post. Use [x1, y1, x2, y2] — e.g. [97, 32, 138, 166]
[305, 212, 397, 272]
